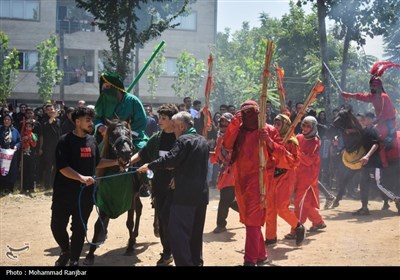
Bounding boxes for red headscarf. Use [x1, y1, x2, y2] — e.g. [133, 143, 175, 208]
[240, 100, 259, 131]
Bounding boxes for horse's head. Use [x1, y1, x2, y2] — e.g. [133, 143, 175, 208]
[106, 120, 133, 167]
[332, 109, 352, 130]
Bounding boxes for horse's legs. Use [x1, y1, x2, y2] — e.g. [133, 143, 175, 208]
[83, 212, 110, 265]
[125, 194, 142, 255]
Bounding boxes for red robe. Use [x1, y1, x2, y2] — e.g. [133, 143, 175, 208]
[265, 138, 300, 239]
[210, 135, 235, 190]
[294, 134, 324, 226]
[223, 121, 285, 227]
[353, 92, 397, 140]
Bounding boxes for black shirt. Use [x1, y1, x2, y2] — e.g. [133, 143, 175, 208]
[149, 133, 209, 206]
[362, 127, 382, 168]
[54, 132, 100, 199]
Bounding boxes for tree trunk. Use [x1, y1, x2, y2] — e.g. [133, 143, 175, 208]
[340, 28, 352, 95]
[317, 0, 332, 119]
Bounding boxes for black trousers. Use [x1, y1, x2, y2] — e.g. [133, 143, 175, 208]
[216, 186, 238, 228]
[154, 192, 173, 257]
[336, 161, 361, 201]
[169, 204, 207, 266]
[22, 153, 36, 190]
[41, 149, 56, 188]
[50, 189, 93, 262]
[359, 168, 377, 208]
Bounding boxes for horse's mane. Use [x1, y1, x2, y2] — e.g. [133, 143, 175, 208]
[334, 109, 363, 132]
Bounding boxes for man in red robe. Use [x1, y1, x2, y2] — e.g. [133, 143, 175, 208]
[341, 77, 397, 159]
[222, 100, 285, 266]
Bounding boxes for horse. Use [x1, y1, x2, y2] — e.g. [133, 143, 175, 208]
[84, 120, 145, 265]
[332, 109, 400, 213]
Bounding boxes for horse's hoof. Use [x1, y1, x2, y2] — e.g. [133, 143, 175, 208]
[124, 247, 135, 256]
[83, 255, 95, 266]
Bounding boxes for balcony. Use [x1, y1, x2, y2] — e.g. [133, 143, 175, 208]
[56, 19, 95, 34]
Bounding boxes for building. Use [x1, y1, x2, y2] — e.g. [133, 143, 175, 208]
[0, 0, 217, 107]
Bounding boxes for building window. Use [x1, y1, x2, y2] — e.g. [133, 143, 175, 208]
[164, 58, 177, 77]
[171, 12, 196, 31]
[0, 0, 40, 20]
[18, 51, 38, 71]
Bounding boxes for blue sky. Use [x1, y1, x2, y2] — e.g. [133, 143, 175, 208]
[217, 0, 384, 59]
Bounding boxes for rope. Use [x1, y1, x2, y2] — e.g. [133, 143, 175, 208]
[78, 167, 139, 246]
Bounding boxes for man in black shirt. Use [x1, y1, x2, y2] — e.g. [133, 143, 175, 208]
[353, 112, 382, 215]
[130, 103, 178, 266]
[51, 107, 118, 267]
[138, 111, 209, 266]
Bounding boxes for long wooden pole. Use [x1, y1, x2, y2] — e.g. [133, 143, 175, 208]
[202, 54, 213, 137]
[274, 63, 286, 112]
[259, 39, 275, 207]
[282, 79, 324, 144]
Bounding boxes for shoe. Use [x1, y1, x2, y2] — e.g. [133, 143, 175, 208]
[69, 260, 79, 267]
[264, 238, 277, 246]
[381, 202, 390, 210]
[55, 252, 70, 266]
[256, 257, 270, 266]
[243, 262, 256, 266]
[324, 196, 336, 209]
[156, 253, 173, 266]
[332, 199, 340, 208]
[309, 223, 327, 232]
[295, 224, 306, 246]
[352, 208, 370, 216]
[284, 232, 296, 240]
[213, 226, 227, 234]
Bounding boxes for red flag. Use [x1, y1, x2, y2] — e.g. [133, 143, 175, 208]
[202, 54, 214, 137]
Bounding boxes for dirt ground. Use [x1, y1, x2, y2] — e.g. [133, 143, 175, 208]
[0, 188, 399, 267]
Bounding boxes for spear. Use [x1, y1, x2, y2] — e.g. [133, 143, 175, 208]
[259, 39, 275, 207]
[282, 79, 324, 144]
[126, 40, 165, 93]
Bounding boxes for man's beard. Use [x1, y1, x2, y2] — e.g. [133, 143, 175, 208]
[83, 127, 93, 134]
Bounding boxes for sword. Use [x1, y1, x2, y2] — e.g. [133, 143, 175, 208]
[323, 62, 343, 93]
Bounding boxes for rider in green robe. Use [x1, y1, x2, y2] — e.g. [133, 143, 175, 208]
[94, 71, 147, 149]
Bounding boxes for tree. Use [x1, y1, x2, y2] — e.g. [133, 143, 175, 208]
[0, 32, 20, 105]
[384, 14, 400, 64]
[171, 50, 205, 100]
[36, 34, 63, 103]
[76, 0, 193, 81]
[298, 0, 400, 93]
[146, 43, 166, 99]
[214, 6, 320, 111]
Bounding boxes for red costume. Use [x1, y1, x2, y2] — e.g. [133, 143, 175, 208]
[211, 134, 235, 190]
[265, 114, 301, 241]
[294, 116, 325, 229]
[223, 100, 285, 265]
[349, 92, 396, 141]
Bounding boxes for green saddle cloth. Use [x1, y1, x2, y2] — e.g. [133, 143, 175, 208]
[96, 171, 133, 219]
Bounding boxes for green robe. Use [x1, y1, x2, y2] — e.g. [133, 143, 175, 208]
[94, 92, 147, 149]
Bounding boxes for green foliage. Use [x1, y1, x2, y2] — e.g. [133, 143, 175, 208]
[0, 32, 20, 105]
[146, 43, 166, 99]
[76, 0, 194, 80]
[171, 50, 205, 100]
[36, 34, 63, 103]
[214, 4, 320, 112]
[384, 5, 400, 64]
